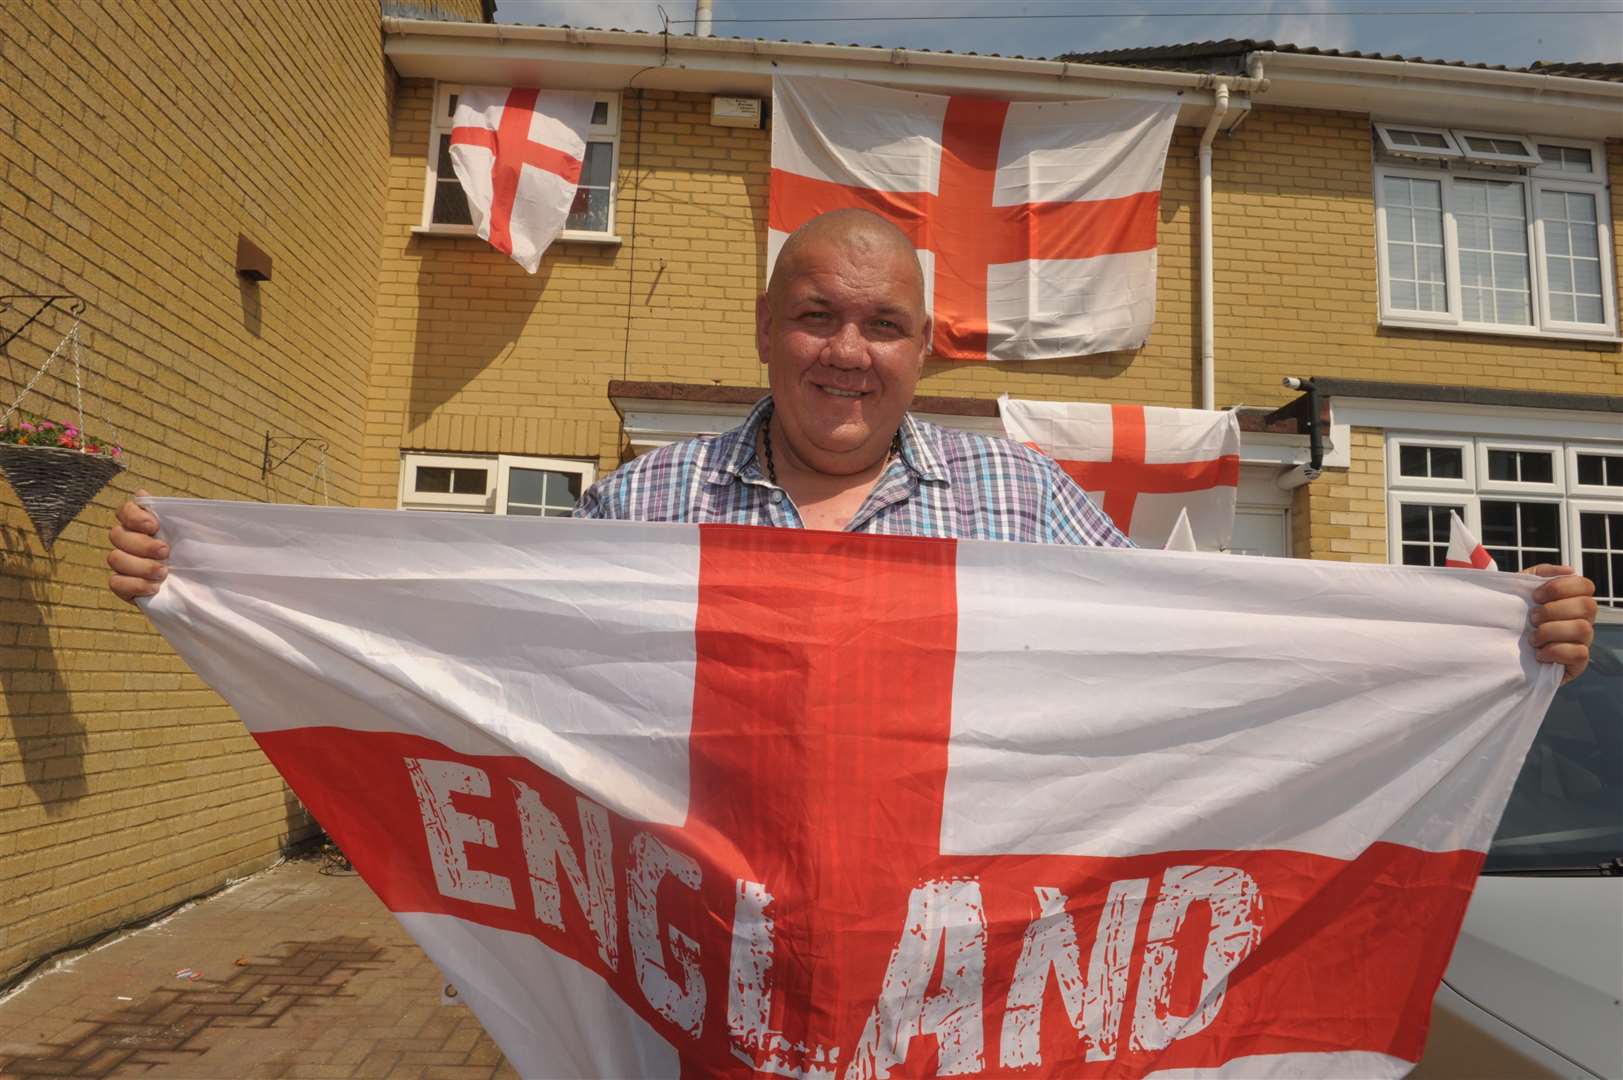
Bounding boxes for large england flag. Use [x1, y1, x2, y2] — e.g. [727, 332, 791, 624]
[770, 76, 1179, 362]
[141, 500, 1558, 1079]
[1002, 396, 1242, 549]
[448, 87, 593, 273]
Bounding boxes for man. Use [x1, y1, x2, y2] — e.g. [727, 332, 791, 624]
[108, 209, 1598, 680]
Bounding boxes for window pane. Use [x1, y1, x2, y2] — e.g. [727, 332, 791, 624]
[1523, 502, 1560, 547]
[1519, 452, 1554, 485]
[1432, 447, 1464, 479]
[590, 100, 609, 126]
[1490, 219, 1527, 254]
[507, 468, 546, 506]
[1481, 500, 1517, 545]
[543, 471, 583, 505]
[1399, 445, 1428, 477]
[1577, 453, 1623, 487]
[1576, 296, 1605, 322]
[579, 141, 614, 189]
[416, 467, 452, 494]
[1588, 550, 1611, 604]
[451, 468, 488, 495]
[1494, 288, 1530, 325]
[507, 504, 545, 516]
[447, 92, 459, 119]
[1573, 259, 1601, 295]
[1389, 244, 1415, 280]
[1548, 257, 1574, 293]
[1386, 206, 1414, 242]
[1389, 280, 1417, 309]
[1487, 449, 1517, 481]
[1401, 503, 1431, 539]
[1545, 221, 1570, 256]
[1581, 511, 1607, 547]
[432, 135, 474, 225]
[1402, 544, 1433, 566]
[1551, 292, 1576, 322]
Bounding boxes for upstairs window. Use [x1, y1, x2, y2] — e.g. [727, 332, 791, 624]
[1374, 130, 1616, 340]
[420, 85, 620, 240]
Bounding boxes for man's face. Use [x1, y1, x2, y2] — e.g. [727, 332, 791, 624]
[756, 235, 930, 472]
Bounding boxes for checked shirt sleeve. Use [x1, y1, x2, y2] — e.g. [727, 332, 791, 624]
[1041, 457, 1134, 548]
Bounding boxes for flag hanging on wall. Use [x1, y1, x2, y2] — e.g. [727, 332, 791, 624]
[768, 75, 1179, 361]
[140, 500, 1558, 1079]
[448, 87, 593, 273]
[1001, 396, 1242, 549]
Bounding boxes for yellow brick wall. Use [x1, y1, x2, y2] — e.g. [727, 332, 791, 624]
[1296, 428, 1389, 562]
[369, 89, 1620, 563]
[0, 0, 394, 981]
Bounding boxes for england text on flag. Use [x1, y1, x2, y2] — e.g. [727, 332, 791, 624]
[1001, 396, 1242, 549]
[769, 76, 1179, 362]
[141, 501, 1559, 1079]
[448, 87, 593, 273]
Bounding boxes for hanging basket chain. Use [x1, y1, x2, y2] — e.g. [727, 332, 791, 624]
[2, 318, 86, 432]
[0, 314, 125, 550]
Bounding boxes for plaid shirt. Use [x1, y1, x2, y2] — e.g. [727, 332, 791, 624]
[577, 397, 1129, 547]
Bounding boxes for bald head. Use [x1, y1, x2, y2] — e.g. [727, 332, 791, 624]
[768, 209, 926, 317]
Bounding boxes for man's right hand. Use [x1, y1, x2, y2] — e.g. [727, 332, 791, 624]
[108, 489, 168, 603]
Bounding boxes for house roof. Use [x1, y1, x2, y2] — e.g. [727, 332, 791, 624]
[1056, 39, 1623, 82]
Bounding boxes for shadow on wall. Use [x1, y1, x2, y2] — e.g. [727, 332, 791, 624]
[0, 521, 86, 816]
[401, 241, 622, 432]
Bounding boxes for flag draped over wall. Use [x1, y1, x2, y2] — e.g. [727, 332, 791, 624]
[1001, 396, 1243, 550]
[769, 76, 1180, 362]
[448, 87, 593, 273]
[141, 501, 1557, 1079]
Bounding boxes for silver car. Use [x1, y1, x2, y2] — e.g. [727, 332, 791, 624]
[1417, 608, 1623, 1079]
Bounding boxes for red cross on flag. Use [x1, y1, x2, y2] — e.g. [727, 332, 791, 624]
[1002, 396, 1242, 550]
[448, 87, 593, 273]
[769, 76, 1178, 361]
[142, 501, 1561, 1080]
[1447, 511, 1499, 570]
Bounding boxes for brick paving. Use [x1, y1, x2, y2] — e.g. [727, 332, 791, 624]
[0, 856, 517, 1079]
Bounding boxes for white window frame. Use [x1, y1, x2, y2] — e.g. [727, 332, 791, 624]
[1452, 129, 1541, 167]
[400, 453, 499, 512]
[1388, 492, 1474, 568]
[416, 84, 623, 245]
[1569, 445, 1623, 494]
[1570, 498, 1623, 605]
[1476, 438, 1564, 496]
[1374, 122, 1463, 161]
[1387, 433, 1476, 492]
[1386, 431, 1623, 587]
[494, 454, 597, 516]
[1374, 134, 1618, 342]
[1532, 178, 1616, 335]
[1532, 140, 1604, 182]
[399, 451, 596, 514]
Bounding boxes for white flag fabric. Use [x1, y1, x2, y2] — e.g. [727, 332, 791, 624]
[1163, 507, 1198, 552]
[769, 76, 1179, 361]
[140, 500, 1558, 1079]
[448, 86, 593, 273]
[1447, 510, 1499, 570]
[1001, 395, 1242, 549]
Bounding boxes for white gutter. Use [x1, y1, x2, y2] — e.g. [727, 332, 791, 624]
[1199, 80, 1231, 412]
[1255, 49, 1623, 98]
[381, 18, 1255, 102]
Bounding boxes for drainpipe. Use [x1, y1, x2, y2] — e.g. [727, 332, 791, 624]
[694, 0, 713, 36]
[1198, 80, 1230, 411]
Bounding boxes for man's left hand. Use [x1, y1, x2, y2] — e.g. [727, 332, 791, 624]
[1526, 565, 1598, 684]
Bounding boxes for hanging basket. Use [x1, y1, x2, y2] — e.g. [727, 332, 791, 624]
[0, 443, 124, 549]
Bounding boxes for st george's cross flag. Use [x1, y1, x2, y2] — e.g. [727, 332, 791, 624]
[1001, 396, 1242, 549]
[448, 87, 593, 273]
[139, 499, 1560, 1079]
[1448, 511, 1499, 570]
[769, 76, 1179, 362]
